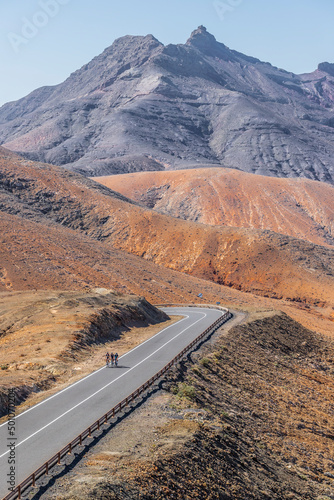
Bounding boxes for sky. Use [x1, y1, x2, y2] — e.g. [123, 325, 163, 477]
[1, 0, 334, 107]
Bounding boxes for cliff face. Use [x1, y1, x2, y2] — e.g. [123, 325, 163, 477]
[0, 27, 334, 183]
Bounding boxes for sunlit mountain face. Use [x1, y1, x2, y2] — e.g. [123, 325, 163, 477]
[0, 26, 334, 183]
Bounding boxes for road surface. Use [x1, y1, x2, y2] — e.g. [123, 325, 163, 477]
[0, 306, 228, 497]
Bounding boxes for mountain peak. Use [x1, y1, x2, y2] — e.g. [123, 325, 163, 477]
[189, 25, 209, 36]
[1, 27, 334, 185]
[186, 25, 217, 48]
[104, 33, 163, 56]
[186, 25, 235, 61]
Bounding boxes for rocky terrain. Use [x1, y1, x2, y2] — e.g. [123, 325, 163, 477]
[95, 167, 334, 247]
[1, 148, 334, 311]
[0, 27, 334, 183]
[36, 311, 334, 500]
[0, 289, 169, 418]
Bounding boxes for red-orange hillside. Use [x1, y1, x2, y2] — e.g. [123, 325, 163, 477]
[94, 168, 334, 247]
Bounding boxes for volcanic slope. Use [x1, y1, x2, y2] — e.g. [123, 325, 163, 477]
[94, 168, 334, 247]
[1, 26, 334, 183]
[0, 148, 333, 312]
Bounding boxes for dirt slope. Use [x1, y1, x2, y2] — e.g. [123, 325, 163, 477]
[94, 167, 334, 247]
[1, 148, 333, 308]
[0, 210, 245, 306]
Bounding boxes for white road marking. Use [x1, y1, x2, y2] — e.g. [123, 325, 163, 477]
[0, 312, 208, 458]
[0, 313, 190, 428]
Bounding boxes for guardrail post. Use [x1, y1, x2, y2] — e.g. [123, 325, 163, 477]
[58, 452, 61, 464]
[45, 462, 49, 475]
[80, 435, 82, 445]
[32, 473, 36, 487]
[89, 427, 91, 437]
[68, 443, 72, 454]
[113, 407, 115, 417]
[18, 485, 21, 499]
[97, 420, 100, 430]
[105, 414, 108, 424]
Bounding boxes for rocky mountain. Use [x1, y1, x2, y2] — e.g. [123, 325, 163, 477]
[0, 27, 334, 182]
[94, 168, 334, 247]
[1, 148, 333, 310]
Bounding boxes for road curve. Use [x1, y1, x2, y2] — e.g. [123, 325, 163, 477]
[0, 306, 227, 498]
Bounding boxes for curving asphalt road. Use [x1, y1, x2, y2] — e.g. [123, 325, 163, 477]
[0, 306, 228, 498]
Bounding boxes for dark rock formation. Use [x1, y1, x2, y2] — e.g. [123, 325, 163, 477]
[0, 27, 334, 183]
[318, 62, 334, 77]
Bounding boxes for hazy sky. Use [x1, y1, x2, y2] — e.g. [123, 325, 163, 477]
[1, 0, 333, 106]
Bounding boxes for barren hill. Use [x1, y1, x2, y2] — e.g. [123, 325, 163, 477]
[1, 27, 334, 182]
[0, 147, 259, 308]
[0, 148, 333, 309]
[94, 168, 334, 247]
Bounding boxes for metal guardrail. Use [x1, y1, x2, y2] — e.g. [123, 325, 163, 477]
[2, 309, 231, 500]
